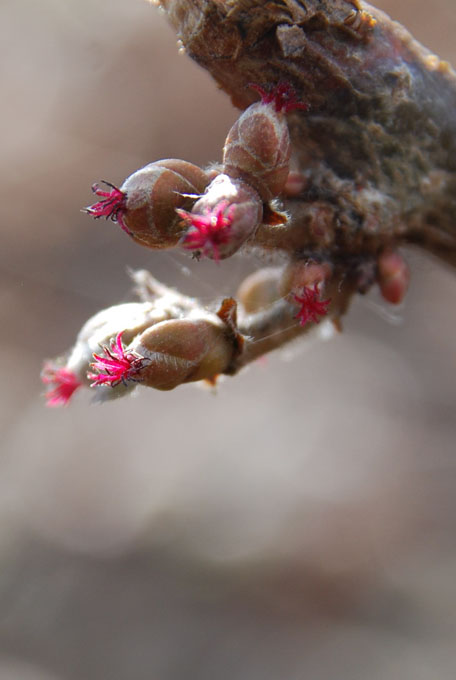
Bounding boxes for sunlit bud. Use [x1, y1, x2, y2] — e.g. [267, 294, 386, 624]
[223, 83, 307, 201]
[178, 174, 263, 260]
[130, 314, 235, 390]
[85, 159, 209, 249]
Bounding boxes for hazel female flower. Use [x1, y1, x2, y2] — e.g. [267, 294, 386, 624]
[177, 174, 263, 260]
[222, 82, 307, 201]
[84, 160, 209, 248]
[293, 284, 331, 326]
[177, 200, 235, 261]
[88, 332, 147, 387]
[85, 182, 129, 234]
[41, 364, 82, 407]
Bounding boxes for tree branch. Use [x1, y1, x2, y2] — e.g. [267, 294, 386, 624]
[161, 0, 456, 267]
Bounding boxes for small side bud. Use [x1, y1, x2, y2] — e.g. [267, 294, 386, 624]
[130, 315, 235, 390]
[282, 170, 308, 198]
[280, 260, 333, 297]
[377, 250, 410, 304]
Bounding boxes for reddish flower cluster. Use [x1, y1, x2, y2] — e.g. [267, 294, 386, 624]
[41, 364, 82, 407]
[177, 200, 235, 261]
[293, 284, 331, 326]
[88, 332, 146, 387]
[84, 182, 130, 234]
[249, 82, 309, 114]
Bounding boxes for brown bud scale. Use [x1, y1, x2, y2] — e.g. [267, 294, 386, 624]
[223, 102, 291, 201]
[121, 159, 209, 248]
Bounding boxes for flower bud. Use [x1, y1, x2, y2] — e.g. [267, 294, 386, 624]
[131, 314, 234, 390]
[42, 300, 179, 406]
[178, 174, 263, 260]
[223, 84, 307, 202]
[85, 159, 209, 249]
[377, 250, 410, 304]
[223, 102, 291, 202]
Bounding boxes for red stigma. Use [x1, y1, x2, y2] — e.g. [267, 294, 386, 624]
[88, 332, 146, 388]
[41, 364, 82, 407]
[293, 283, 331, 326]
[177, 200, 235, 261]
[84, 181, 130, 234]
[249, 82, 308, 114]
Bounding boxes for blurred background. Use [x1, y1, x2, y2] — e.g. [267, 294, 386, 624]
[1, 1, 456, 678]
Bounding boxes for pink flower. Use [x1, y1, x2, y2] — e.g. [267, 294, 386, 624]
[177, 200, 235, 261]
[41, 364, 82, 407]
[293, 284, 331, 326]
[249, 82, 309, 114]
[88, 332, 146, 388]
[84, 181, 130, 234]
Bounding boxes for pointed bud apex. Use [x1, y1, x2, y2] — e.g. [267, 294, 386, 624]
[280, 260, 332, 297]
[84, 160, 209, 249]
[237, 267, 283, 313]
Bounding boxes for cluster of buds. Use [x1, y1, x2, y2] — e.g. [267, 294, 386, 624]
[84, 83, 307, 260]
[43, 81, 411, 406]
[42, 274, 242, 406]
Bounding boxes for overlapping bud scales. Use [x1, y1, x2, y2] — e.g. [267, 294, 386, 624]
[222, 83, 307, 201]
[40, 272, 241, 404]
[130, 313, 235, 391]
[84, 160, 209, 249]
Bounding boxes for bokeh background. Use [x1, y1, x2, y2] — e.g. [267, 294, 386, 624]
[1, 1, 456, 678]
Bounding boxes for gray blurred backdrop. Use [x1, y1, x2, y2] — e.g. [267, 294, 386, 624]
[0, 1, 456, 679]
